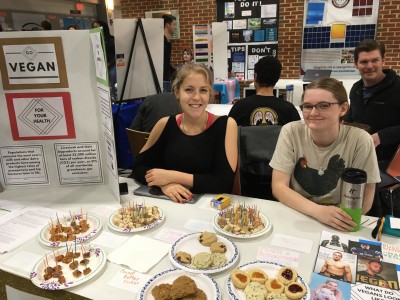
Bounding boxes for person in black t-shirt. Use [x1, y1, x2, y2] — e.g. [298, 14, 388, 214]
[229, 56, 300, 126]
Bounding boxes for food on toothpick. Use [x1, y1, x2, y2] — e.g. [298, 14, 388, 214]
[216, 204, 265, 235]
[112, 202, 161, 229]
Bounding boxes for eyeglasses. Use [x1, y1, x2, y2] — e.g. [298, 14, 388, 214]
[300, 102, 339, 111]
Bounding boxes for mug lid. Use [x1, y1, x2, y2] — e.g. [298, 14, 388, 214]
[341, 168, 367, 184]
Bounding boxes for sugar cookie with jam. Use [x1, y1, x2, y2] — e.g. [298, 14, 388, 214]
[284, 282, 307, 299]
[265, 278, 285, 294]
[277, 266, 298, 285]
[230, 268, 250, 289]
[248, 268, 268, 284]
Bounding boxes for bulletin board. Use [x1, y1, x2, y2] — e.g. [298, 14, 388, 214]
[217, 0, 279, 80]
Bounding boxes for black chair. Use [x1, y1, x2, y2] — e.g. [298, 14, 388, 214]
[237, 125, 282, 200]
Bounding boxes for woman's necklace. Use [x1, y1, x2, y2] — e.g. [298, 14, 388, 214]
[311, 141, 333, 176]
[181, 112, 208, 135]
[313, 148, 326, 176]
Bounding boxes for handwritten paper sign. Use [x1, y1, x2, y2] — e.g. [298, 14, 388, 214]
[382, 242, 400, 265]
[257, 247, 300, 268]
[108, 268, 151, 293]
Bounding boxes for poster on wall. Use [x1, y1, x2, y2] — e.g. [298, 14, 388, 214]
[228, 45, 246, 80]
[193, 24, 212, 66]
[301, 0, 380, 76]
[217, 0, 280, 80]
[246, 43, 277, 80]
[0, 37, 68, 90]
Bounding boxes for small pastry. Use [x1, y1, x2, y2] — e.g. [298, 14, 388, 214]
[284, 282, 307, 299]
[244, 282, 268, 300]
[230, 268, 250, 289]
[266, 292, 289, 300]
[277, 267, 298, 285]
[211, 253, 227, 267]
[248, 268, 268, 284]
[176, 251, 191, 264]
[265, 278, 285, 294]
[199, 231, 217, 246]
[191, 252, 213, 269]
[210, 242, 227, 253]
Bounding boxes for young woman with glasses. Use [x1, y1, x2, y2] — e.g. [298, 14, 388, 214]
[270, 78, 380, 231]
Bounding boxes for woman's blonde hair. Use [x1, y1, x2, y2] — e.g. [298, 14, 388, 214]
[172, 64, 214, 103]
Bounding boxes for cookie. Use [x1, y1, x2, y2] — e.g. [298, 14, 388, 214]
[180, 288, 207, 300]
[284, 282, 307, 300]
[199, 231, 217, 246]
[230, 268, 250, 289]
[170, 276, 196, 299]
[244, 282, 268, 300]
[151, 283, 172, 300]
[176, 251, 191, 264]
[211, 252, 227, 267]
[210, 242, 227, 253]
[248, 268, 268, 284]
[266, 292, 289, 300]
[265, 278, 285, 294]
[277, 267, 298, 285]
[191, 252, 213, 269]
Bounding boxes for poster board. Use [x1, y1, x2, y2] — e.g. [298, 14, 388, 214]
[0, 30, 119, 201]
[301, 0, 380, 77]
[114, 18, 163, 100]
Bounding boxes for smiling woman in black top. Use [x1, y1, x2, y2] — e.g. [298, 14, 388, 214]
[132, 64, 238, 203]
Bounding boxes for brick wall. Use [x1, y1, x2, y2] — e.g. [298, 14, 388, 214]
[120, 0, 400, 88]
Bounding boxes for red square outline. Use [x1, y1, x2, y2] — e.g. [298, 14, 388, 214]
[5, 92, 76, 140]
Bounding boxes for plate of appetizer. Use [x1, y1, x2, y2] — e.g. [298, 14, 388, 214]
[213, 204, 272, 239]
[30, 244, 106, 290]
[108, 204, 165, 233]
[227, 261, 310, 300]
[39, 212, 102, 247]
[138, 268, 221, 300]
[169, 231, 239, 274]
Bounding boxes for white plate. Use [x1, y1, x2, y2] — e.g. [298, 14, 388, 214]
[213, 211, 272, 239]
[137, 268, 221, 300]
[38, 214, 102, 247]
[227, 261, 310, 300]
[108, 206, 165, 233]
[169, 232, 239, 274]
[30, 245, 106, 290]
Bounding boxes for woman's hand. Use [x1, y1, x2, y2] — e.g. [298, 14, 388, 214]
[145, 169, 174, 186]
[161, 183, 193, 204]
[314, 205, 356, 232]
